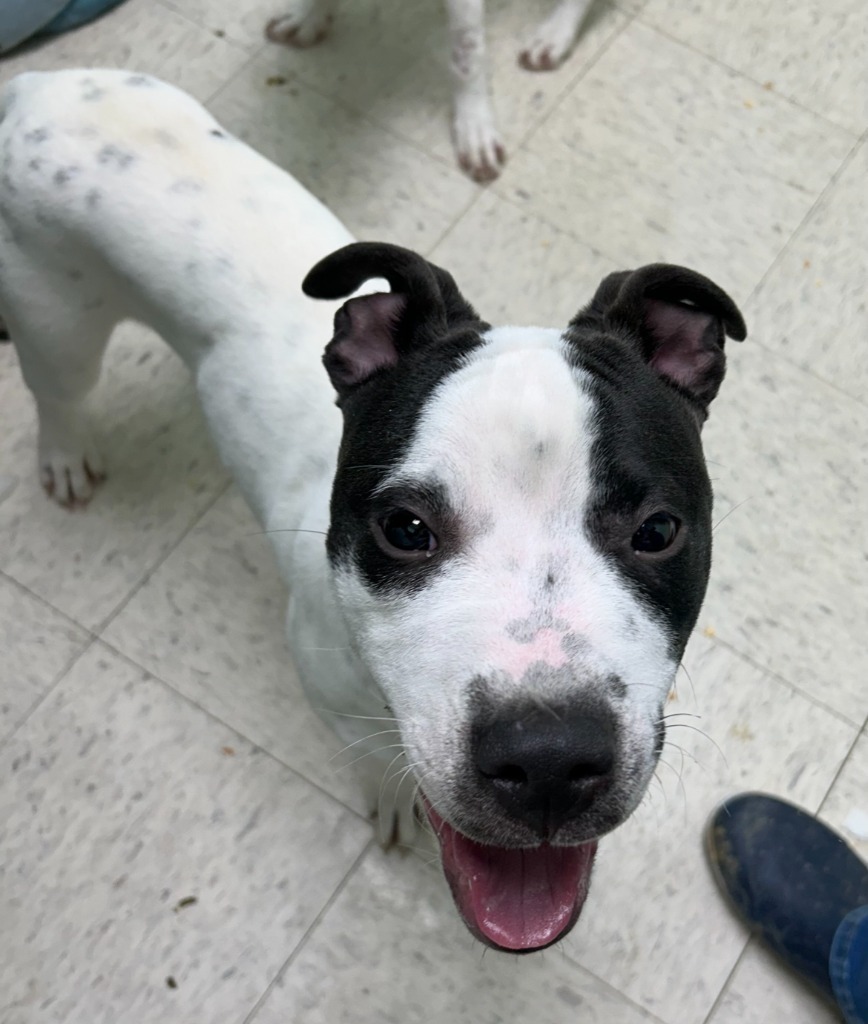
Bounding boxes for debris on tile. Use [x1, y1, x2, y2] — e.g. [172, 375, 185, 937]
[214, 29, 226, 38]
[703, 625, 716, 638]
[266, 75, 288, 87]
[743, 99, 755, 109]
[166, 976, 178, 989]
[222, 745, 235, 756]
[762, 81, 774, 91]
[729, 722, 755, 742]
[803, 259, 811, 269]
[173, 896, 198, 912]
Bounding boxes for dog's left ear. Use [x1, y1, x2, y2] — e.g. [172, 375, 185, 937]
[582, 264, 747, 418]
[303, 242, 481, 397]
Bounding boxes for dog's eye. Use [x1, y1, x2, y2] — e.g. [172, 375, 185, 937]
[632, 512, 679, 553]
[379, 510, 437, 554]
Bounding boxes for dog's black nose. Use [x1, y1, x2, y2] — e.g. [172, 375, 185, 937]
[472, 707, 616, 838]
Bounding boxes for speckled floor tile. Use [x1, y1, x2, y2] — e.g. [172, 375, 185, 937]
[0, 324, 228, 631]
[101, 487, 365, 815]
[820, 730, 868, 861]
[0, 0, 250, 101]
[208, 55, 476, 253]
[429, 190, 618, 325]
[0, 641, 369, 1024]
[0, 1, 863, 1021]
[746, 137, 867, 403]
[707, 942, 840, 1024]
[495, 19, 854, 297]
[560, 634, 856, 1024]
[0, 574, 90, 743]
[166, 0, 441, 111]
[251, 844, 663, 1024]
[641, 0, 868, 135]
[699, 341, 868, 725]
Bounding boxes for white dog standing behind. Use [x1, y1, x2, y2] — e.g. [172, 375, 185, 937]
[0, 69, 746, 954]
[266, 0, 596, 181]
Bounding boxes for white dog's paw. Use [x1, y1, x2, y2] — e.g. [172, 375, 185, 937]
[519, 1, 590, 71]
[38, 431, 105, 509]
[266, 1, 333, 48]
[452, 95, 506, 183]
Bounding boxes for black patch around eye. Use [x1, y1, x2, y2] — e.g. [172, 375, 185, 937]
[632, 512, 679, 553]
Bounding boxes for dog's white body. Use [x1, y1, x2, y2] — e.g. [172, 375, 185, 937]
[267, 0, 595, 181]
[0, 69, 417, 835]
[0, 68, 745, 951]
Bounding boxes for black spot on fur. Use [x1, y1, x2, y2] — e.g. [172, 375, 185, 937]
[97, 144, 135, 170]
[54, 166, 80, 186]
[154, 129, 179, 149]
[209, 129, 226, 138]
[169, 178, 204, 195]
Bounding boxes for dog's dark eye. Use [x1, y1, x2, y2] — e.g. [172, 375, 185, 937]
[632, 513, 679, 553]
[379, 510, 437, 554]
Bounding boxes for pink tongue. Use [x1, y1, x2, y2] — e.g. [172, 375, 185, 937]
[428, 806, 597, 951]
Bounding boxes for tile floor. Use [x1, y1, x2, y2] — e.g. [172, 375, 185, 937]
[0, 1, 865, 1022]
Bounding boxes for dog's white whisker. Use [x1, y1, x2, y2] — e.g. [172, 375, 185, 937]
[712, 496, 752, 533]
[314, 708, 399, 723]
[334, 743, 406, 773]
[664, 723, 728, 766]
[328, 728, 402, 763]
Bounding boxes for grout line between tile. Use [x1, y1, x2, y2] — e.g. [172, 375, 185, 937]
[699, 937, 752, 1024]
[92, 478, 232, 637]
[742, 133, 865, 310]
[555, 947, 671, 1023]
[497, 3, 639, 163]
[630, 17, 864, 140]
[816, 721, 867, 819]
[0, 634, 100, 749]
[157, 0, 256, 54]
[241, 838, 375, 1024]
[704, 634, 863, 732]
[96, 634, 373, 824]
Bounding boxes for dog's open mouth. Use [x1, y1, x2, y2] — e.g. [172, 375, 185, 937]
[424, 802, 597, 952]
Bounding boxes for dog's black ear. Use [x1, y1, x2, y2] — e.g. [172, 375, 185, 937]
[584, 264, 747, 416]
[303, 242, 481, 396]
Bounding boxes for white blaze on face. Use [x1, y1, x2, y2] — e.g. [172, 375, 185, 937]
[334, 325, 677, 809]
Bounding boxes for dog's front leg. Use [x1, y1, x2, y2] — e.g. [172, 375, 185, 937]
[444, 0, 506, 182]
[519, 0, 594, 71]
[266, 0, 337, 47]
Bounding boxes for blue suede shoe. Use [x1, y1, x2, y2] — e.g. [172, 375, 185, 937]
[705, 792, 868, 1018]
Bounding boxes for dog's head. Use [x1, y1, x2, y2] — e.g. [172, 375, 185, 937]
[303, 242, 746, 952]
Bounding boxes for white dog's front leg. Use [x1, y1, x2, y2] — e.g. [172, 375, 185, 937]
[266, 0, 337, 47]
[519, 0, 594, 71]
[444, 0, 506, 182]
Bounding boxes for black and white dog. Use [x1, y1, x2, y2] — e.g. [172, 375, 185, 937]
[0, 69, 745, 953]
[267, 0, 596, 181]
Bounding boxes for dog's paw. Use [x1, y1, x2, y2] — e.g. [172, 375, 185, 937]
[519, 1, 589, 71]
[266, 2, 333, 48]
[452, 96, 506, 183]
[38, 438, 105, 509]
